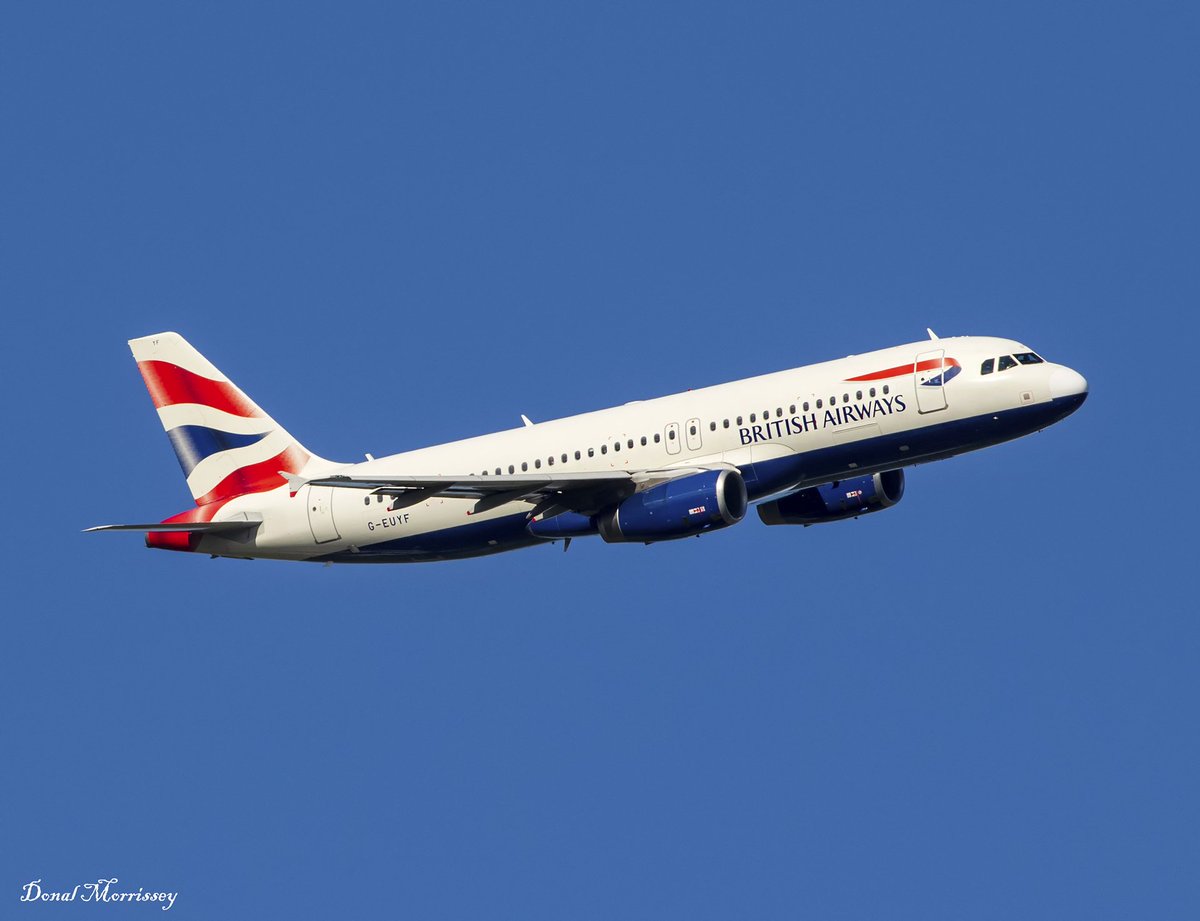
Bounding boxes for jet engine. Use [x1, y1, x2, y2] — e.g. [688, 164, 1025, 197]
[757, 470, 904, 526]
[596, 469, 747, 543]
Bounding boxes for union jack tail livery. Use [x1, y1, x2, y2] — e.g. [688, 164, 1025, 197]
[130, 332, 322, 506]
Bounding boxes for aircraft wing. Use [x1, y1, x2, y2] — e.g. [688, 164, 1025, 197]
[292, 466, 737, 517]
[290, 470, 646, 517]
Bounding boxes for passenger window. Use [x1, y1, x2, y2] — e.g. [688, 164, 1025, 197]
[843, 393, 849, 403]
[789, 404, 796, 414]
[628, 439, 634, 449]
[709, 422, 716, 431]
[980, 358, 994, 375]
[561, 454, 567, 463]
[803, 402, 810, 412]
[776, 408, 783, 417]
[883, 385, 890, 395]
[855, 391, 862, 401]
[816, 399, 823, 409]
[689, 425, 696, 436]
[1014, 352, 1044, 365]
[668, 429, 676, 440]
[998, 355, 1018, 372]
[574, 451, 581, 460]
[830, 396, 836, 405]
[521, 462, 528, 471]
[547, 456, 554, 466]
[723, 419, 730, 429]
[653, 433, 661, 443]
[588, 448, 594, 458]
[750, 413, 756, 423]
[495, 468, 502, 475]
[535, 459, 542, 469]
[601, 445, 608, 454]
[364, 496, 370, 506]
[869, 388, 876, 397]
[508, 465, 515, 474]
[737, 416, 743, 425]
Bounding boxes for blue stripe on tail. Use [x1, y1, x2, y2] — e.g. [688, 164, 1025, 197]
[166, 426, 269, 476]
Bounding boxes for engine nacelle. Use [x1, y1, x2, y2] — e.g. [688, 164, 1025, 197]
[757, 470, 905, 526]
[597, 469, 747, 543]
[527, 511, 598, 540]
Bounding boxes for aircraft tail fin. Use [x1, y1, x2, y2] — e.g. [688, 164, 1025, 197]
[129, 332, 325, 506]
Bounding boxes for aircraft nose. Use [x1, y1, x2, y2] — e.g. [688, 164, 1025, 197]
[1049, 366, 1088, 400]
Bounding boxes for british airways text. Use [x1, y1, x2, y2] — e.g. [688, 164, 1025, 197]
[739, 394, 907, 445]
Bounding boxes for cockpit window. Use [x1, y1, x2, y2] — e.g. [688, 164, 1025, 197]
[1014, 352, 1044, 365]
[980, 358, 995, 375]
[998, 355, 1018, 372]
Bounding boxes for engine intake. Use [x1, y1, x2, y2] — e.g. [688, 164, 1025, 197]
[598, 469, 747, 543]
[757, 470, 904, 526]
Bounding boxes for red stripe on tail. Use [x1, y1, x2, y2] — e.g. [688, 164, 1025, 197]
[193, 446, 310, 506]
[137, 361, 263, 417]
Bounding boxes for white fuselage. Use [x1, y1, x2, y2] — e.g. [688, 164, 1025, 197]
[194, 335, 1086, 562]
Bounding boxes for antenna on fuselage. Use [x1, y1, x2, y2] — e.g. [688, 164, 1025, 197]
[521, 414, 534, 427]
[926, 328, 939, 340]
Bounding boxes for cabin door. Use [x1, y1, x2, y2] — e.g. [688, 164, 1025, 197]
[914, 349, 948, 414]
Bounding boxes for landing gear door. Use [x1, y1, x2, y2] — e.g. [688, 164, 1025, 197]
[306, 485, 341, 543]
[915, 349, 948, 414]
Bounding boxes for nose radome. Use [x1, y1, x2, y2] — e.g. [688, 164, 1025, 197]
[1049, 367, 1088, 399]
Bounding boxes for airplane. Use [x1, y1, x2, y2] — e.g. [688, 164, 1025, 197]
[88, 330, 1087, 563]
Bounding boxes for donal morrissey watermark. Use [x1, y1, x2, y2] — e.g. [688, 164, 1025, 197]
[20, 878, 177, 910]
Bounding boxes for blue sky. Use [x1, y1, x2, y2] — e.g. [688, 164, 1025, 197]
[3, 2, 1197, 918]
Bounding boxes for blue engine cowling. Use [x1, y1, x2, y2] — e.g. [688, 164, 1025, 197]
[527, 511, 598, 540]
[596, 469, 747, 543]
[757, 470, 904, 526]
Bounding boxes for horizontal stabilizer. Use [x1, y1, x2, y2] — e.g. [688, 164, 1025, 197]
[85, 518, 262, 534]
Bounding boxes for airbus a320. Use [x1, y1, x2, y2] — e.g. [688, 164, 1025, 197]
[89, 331, 1088, 563]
